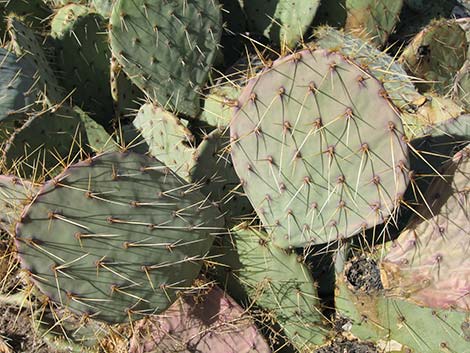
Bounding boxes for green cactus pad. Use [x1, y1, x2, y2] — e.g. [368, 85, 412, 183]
[314, 26, 424, 113]
[0, 175, 37, 233]
[50, 3, 89, 37]
[109, 0, 223, 116]
[133, 104, 197, 181]
[345, 0, 403, 47]
[212, 226, 330, 350]
[0, 47, 36, 121]
[128, 285, 271, 353]
[75, 107, 118, 153]
[3, 0, 52, 29]
[190, 128, 253, 225]
[2, 105, 88, 178]
[400, 19, 467, 95]
[336, 251, 470, 352]
[7, 16, 64, 104]
[15, 151, 223, 323]
[51, 10, 113, 125]
[230, 49, 410, 248]
[244, 0, 321, 48]
[380, 144, 470, 311]
[90, 0, 113, 17]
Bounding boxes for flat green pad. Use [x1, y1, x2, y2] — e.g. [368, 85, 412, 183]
[109, 0, 222, 116]
[133, 104, 197, 181]
[0, 47, 36, 121]
[230, 49, 409, 248]
[213, 227, 329, 350]
[2, 106, 87, 178]
[15, 152, 222, 323]
[244, 0, 321, 47]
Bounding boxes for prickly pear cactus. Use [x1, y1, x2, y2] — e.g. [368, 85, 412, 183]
[109, 0, 223, 116]
[15, 151, 223, 323]
[129, 285, 272, 353]
[7, 16, 64, 104]
[212, 226, 330, 351]
[230, 49, 410, 248]
[314, 26, 425, 113]
[400, 19, 468, 94]
[2, 106, 88, 178]
[51, 8, 113, 124]
[133, 103, 197, 181]
[0, 47, 36, 130]
[190, 128, 253, 224]
[345, 0, 404, 47]
[380, 144, 470, 311]
[244, 0, 321, 48]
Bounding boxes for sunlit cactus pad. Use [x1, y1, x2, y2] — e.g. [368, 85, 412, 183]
[230, 49, 409, 248]
[15, 151, 222, 323]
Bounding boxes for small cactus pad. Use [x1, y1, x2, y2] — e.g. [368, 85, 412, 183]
[109, 0, 223, 116]
[380, 144, 470, 311]
[15, 151, 223, 323]
[244, 0, 321, 48]
[213, 227, 329, 350]
[133, 103, 197, 181]
[345, 0, 403, 47]
[128, 285, 271, 353]
[400, 19, 468, 94]
[230, 49, 409, 248]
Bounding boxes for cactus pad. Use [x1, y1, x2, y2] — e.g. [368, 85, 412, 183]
[109, 0, 223, 116]
[15, 151, 222, 323]
[230, 49, 409, 248]
[133, 104, 197, 181]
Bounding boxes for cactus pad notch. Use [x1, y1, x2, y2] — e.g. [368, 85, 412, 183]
[230, 49, 410, 248]
[15, 151, 223, 323]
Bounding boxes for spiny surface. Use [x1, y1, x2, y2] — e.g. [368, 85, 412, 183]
[244, 0, 321, 48]
[230, 49, 409, 248]
[109, 0, 222, 116]
[15, 151, 222, 323]
[133, 103, 196, 181]
[129, 285, 271, 353]
[212, 227, 329, 350]
[345, 0, 403, 47]
[380, 144, 470, 311]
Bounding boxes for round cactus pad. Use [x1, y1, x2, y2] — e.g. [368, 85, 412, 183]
[230, 49, 409, 248]
[15, 152, 222, 323]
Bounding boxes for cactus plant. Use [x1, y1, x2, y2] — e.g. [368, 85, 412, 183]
[15, 151, 223, 323]
[243, 0, 321, 48]
[345, 0, 404, 47]
[109, 0, 223, 117]
[230, 48, 410, 248]
[211, 225, 330, 351]
[133, 103, 197, 181]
